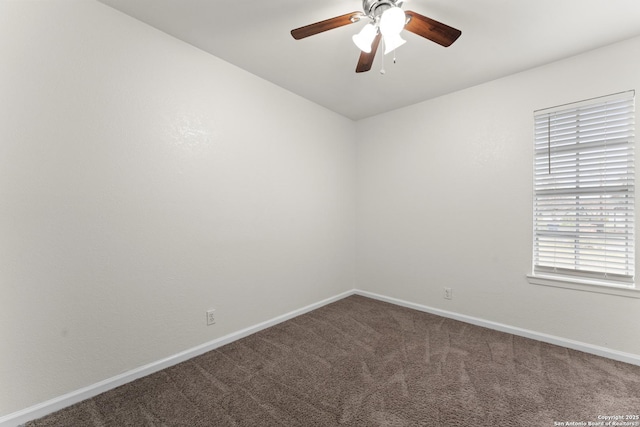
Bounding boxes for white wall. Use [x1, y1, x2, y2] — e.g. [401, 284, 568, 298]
[0, 1, 355, 417]
[356, 36, 640, 357]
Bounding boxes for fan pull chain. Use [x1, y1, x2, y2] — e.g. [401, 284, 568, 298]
[380, 38, 386, 75]
[379, 39, 399, 75]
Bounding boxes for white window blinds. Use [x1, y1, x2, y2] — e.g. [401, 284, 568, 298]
[533, 91, 635, 286]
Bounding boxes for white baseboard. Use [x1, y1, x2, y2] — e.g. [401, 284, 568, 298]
[0, 290, 355, 427]
[354, 289, 640, 367]
[3, 288, 639, 427]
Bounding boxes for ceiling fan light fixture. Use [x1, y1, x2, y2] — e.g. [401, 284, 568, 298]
[290, 0, 461, 73]
[383, 33, 406, 54]
[379, 6, 405, 36]
[352, 23, 378, 53]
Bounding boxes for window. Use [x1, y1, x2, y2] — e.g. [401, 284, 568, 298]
[530, 91, 637, 296]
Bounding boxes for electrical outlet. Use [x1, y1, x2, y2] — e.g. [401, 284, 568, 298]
[444, 287, 453, 300]
[206, 309, 216, 325]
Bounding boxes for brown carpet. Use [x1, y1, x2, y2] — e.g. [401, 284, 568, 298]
[26, 295, 640, 426]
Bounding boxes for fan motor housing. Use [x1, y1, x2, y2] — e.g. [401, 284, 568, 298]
[362, 0, 399, 19]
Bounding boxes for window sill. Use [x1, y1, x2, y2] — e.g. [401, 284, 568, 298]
[527, 274, 640, 299]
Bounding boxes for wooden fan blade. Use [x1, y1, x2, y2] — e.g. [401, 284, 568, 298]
[291, 12, 363, 40]
[355, 33, 382, 73]
[404, 11, 461, 47]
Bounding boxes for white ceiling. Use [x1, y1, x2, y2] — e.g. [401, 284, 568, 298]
[97, 0, 640, 120]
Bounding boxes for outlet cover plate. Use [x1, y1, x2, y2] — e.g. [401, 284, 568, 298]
[206, 309, 216, 325]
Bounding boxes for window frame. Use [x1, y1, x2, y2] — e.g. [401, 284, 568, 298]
[527, 91, 639, 298]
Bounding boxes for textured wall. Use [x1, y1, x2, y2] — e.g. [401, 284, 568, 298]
[356, 36, 640, 357]
[0, 1, 355, 416]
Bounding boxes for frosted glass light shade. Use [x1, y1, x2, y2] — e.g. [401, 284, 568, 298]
[379, 6, 406, 36]
[383, 33, 406, 54]
[352, 23, 377, 53]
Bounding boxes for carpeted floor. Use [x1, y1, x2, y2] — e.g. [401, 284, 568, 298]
[26, 295, 640, 426]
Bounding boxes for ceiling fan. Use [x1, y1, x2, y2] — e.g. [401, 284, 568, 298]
[291, 0, 461, 73]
